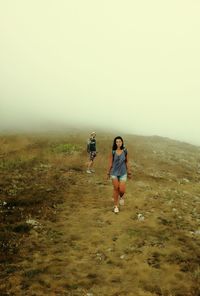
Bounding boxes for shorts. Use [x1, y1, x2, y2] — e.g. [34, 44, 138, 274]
[89, 151, 97, 161]
[111, 174, 127, 182]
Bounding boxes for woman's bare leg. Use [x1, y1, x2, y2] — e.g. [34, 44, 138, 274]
[119, 181, 126, 198]
[87, 160, 93, 170]
[112, 178, 120, 207]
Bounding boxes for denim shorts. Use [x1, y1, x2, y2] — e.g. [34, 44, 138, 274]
[111, 174, 127, 182]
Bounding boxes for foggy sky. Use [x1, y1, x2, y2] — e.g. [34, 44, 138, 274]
[1, 1, 200, 145]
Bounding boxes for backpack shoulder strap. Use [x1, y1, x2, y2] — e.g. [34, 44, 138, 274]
[123, 148, 127, 156]
[112, 150, 115, 161]
[87, 139, 90, 152]
[123, 148, 127, 162]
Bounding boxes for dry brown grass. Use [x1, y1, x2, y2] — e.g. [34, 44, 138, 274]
[0, 131, 200, 295]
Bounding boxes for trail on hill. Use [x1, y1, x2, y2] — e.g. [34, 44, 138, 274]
[15, 169, 138, 295]
[6, 168, 200, 296]
[1, 133, 200, 296]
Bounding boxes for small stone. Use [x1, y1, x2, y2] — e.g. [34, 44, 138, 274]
[107, 248, 112, 252]
[26, 219, 40, 227]
[137, 213, 145, 221]
[194, 230, 200, 235]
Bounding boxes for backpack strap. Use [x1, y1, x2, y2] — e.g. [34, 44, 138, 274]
[112, 150, 115, 161]
[87, 139, 91, 152]
[124, 148, 127, 156]
[124, 148, 127, 162]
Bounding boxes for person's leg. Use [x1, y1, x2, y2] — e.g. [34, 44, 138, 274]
[87, 152, 93, 172]
[119, 175, 127, 206]
[87, 160, 93, 170]
[89, 159, 94, 172]
[112, 178, 120, 207]
[87, 152, 95, 171]
[119, 181, 126, 198]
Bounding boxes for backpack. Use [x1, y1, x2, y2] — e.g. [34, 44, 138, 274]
[87, 138, 96, 152]
[87, 140, 90, 153]
[112, 148, 127, 162]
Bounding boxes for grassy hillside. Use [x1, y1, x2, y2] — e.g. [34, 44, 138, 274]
[0, 131, 200, 296]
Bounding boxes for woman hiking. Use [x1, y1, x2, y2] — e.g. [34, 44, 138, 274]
[107, 136, 131, 213]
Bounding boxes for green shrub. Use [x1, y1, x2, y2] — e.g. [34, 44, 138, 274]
[51, 143, 81, 154]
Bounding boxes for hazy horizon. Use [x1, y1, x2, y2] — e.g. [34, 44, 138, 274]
[1, 1, 200, 146]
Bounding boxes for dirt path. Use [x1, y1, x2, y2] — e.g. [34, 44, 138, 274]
[4, 167, 200, 296]
[9, 169, 145, 296]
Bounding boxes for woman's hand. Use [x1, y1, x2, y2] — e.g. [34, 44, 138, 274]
[106, 173, 110, 180]
[128, 172, 132, 180]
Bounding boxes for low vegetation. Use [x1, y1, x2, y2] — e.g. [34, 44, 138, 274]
[0, 131, 200, 295]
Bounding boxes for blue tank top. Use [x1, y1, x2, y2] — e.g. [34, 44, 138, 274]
[111, 150, 127, 176]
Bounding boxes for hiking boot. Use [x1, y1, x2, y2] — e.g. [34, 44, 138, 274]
[114, 206, 119, 213]
[86, 170, 92, 174]
[119, 198, 124, 206]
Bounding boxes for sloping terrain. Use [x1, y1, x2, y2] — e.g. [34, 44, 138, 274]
[0, 131, 200, 296]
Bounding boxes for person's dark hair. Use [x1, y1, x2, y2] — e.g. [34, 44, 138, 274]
[112, 136, 124, 151]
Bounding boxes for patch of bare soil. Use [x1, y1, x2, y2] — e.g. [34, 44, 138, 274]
[0, 132, 200, 295]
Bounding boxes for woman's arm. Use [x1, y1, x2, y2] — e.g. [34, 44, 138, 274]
[126, 153, 132, 178]
[107, 153, 113, 176]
